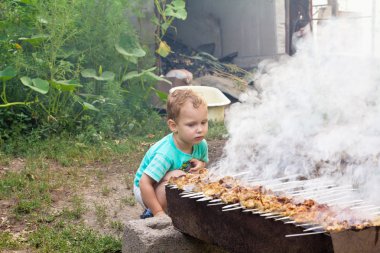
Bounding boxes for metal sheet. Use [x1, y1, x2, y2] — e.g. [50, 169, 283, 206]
[166, 186, 334, 253]
[331, 227, 380, 253]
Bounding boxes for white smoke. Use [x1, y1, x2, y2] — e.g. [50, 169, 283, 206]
[213, 18, 380, 205]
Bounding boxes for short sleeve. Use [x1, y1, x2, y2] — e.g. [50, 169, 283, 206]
[143, 153, 172, 182]
[200, 139, 209, 163]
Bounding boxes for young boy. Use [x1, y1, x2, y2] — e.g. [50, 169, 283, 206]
[133, 89, 209, 217]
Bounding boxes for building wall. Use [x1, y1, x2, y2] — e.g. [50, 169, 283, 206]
[172, 0, 286, 68]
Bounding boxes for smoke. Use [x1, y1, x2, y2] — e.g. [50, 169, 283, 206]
[212, 18, 380, 205]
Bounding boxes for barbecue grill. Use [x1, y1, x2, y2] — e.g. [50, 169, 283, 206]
[166, 172, 380, 253]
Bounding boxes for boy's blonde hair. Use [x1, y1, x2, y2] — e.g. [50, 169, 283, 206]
[167, 89, 207, 121]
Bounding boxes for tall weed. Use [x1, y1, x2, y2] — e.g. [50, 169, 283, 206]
[0, 0, 165, 145]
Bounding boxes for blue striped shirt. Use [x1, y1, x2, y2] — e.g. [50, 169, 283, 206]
[134, 133, 208, 187]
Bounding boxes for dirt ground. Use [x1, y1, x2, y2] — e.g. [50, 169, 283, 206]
[81, 138, 227, 236]
[0, 139, 227, 243]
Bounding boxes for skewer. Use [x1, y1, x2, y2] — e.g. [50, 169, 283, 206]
[189, 194, 206, 199]
[230, 171, 250, 178]
[196, 197, 213, 201]
[336, 199, 364, 206]
[287, 185, 336, 196]
[265, 214, 283, 219]
[324, 196, 351, 204]
[295, 223, 316, 227]
[260, 212, 279, 217]
[316, 189, 356, 200]
[252, 210, 266, 214]
[222, 206, 244, 212]
[285, 231, 327, 237]
[361, 206, 380, 211]
[268, 177, 331, 190]
[242, 209, 259, 212]
[209, 198, 222, 203]
[292, 185, 352, 197]
[304, 225, 324, 232]
[207, 202, 225, 206]
[284, 220, 297, 224]
[181, 193, 204, 198]
[179, 191, 194, 195]
[248, 174, 301, 186]
[350, 204, 375, 210]
[266, 180, 304, 188]
[222, 203, 240, 209]
[275, 216, 291, 221]
[170, 185, 178, 189]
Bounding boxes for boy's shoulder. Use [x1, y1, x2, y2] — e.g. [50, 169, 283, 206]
[147, 133, 174, 154]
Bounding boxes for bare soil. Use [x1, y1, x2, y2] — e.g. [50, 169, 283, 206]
[0, 139, 227, 243]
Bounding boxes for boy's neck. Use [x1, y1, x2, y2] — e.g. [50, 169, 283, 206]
[172, 134, 193, 154]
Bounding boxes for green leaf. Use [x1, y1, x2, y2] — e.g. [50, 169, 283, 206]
[82, 102, 99, 111]
[0, 66, 17, 81]
[152, 88, 168, 101]
[172, 0, 186, 8]
[151, 16, 160, 26]
[145, 72, 172, 84]
[19, 34, 49, 46]
[50, 79, 82, 92]
[81, 69, 97, 78]
[122, 67, 160, 82]
[115, 33, 146, 63]
[164, 0, 187, 20]
[19, 0, 37, 4]
[20, 77, 49, 94]
[81, 69, 115, 81]
[122, 71, 141, 81]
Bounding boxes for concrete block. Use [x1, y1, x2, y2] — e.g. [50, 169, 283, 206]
[122, 215, 226, 253]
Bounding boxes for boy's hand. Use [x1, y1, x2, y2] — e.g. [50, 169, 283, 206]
[188, 158, 206, 173]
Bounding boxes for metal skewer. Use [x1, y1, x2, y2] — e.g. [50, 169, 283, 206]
[181, 192, 204, 198]
[260, 212, 279, 217]
[242, 209, 259, 212]
[275, 216, 291, 221]
[248, 174, 301, 186]
[189, 194, 206, 199]
[222, 203, 240, 209]
[265, 214, 284, 219]
[285, 231, 327, 237]
[179, 191, 193, 195]
[209, 198, 222, 203]
[222, 206, 244, 211]
[196, 197, 213, 201]
[304, 225, 324, 232]
[350, 204, 375, 210]
[207, 202, 225, 206]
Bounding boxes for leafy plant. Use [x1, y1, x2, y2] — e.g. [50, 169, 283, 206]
[153, 0, 187, 57]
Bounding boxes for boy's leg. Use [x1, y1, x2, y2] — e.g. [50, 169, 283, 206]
[155, 170, 185, 212]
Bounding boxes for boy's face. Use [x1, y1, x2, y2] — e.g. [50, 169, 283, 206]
[169, 100, 208, 148]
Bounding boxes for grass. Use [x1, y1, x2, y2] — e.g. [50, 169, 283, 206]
[0, 134, 146, 252]
[28, 223, 122, 253]
[0, 122, 227, 252]
[0, 232, 21, 250]
[207, 121, 228, 140]
[121, 196, 136, 207]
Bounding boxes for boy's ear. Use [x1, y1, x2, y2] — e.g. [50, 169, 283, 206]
[167, 119, 177, 133]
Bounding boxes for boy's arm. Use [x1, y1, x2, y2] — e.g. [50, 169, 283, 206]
[140, 173, 165, 216]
